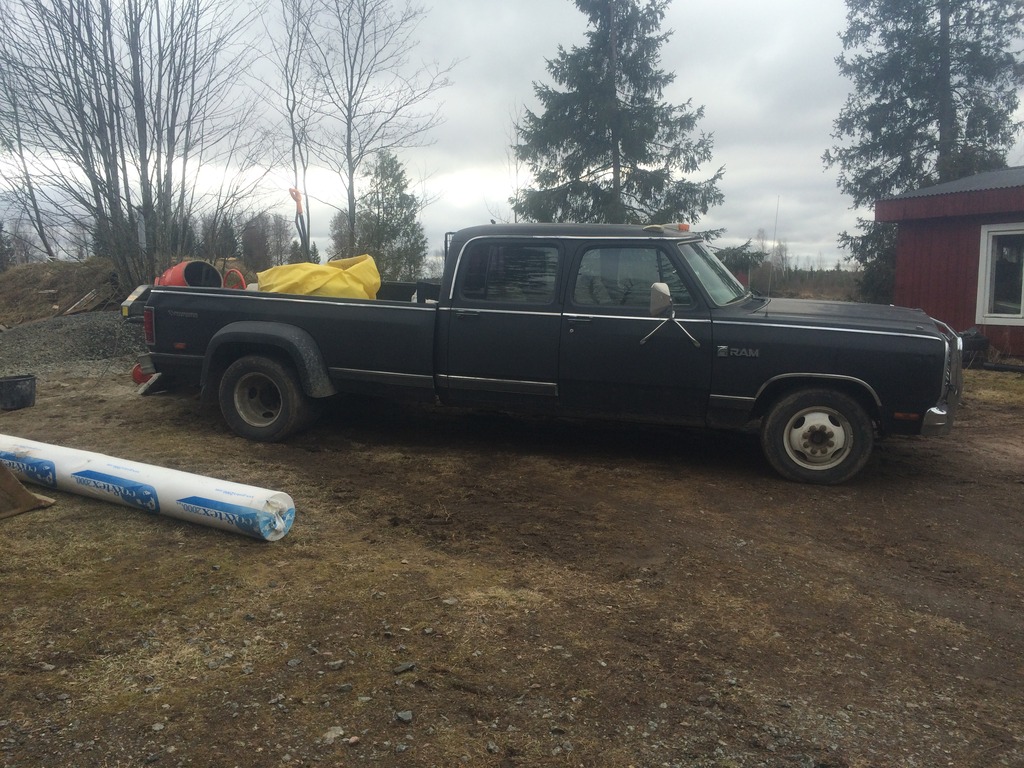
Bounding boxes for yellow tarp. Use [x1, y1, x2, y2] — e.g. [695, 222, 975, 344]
[256, 255, 381, 299]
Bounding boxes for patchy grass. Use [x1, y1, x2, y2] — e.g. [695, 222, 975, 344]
[965, 367, 1024, 404]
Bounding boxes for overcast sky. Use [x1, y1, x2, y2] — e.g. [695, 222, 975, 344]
[303, 0, 1022, 266]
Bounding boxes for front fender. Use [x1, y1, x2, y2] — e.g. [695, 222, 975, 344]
[203, 321, 337, 398]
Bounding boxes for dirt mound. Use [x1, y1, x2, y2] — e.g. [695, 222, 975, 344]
[0, 259, 120, 327]
[0, 311, 146, 378]
[0, 259, 146, 380]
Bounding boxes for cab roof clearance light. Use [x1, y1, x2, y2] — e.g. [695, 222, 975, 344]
[644, 223, 691, 233]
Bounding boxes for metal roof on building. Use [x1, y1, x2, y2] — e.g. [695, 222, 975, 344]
[883, 166, 1024, 201]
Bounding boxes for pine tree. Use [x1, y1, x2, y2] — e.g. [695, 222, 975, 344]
[328, 151, 427, 280]
[825, 0, 1024, 302]
[358, 152, 427, 280]
[715, 241, 767, 276]
[513, 0, 722, 225]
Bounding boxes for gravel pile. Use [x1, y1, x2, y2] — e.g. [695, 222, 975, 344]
[0, 311, 147, 379]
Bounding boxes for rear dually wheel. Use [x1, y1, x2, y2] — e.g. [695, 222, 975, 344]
[218, 355, 312, 442]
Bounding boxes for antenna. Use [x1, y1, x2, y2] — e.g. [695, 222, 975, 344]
[766, 195, 780, 297]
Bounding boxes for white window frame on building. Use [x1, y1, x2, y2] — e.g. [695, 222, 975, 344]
[976, 222, 1024, 326]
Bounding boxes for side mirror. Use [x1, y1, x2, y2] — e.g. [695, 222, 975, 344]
[650, 282, 673, 317]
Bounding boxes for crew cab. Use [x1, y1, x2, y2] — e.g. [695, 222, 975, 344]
[122, 223, 963, 484]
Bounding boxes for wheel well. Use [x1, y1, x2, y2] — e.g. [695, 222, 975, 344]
[753, 377, 881, 426]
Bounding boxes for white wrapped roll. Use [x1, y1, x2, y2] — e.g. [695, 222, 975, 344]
[0, 434, 294, 541]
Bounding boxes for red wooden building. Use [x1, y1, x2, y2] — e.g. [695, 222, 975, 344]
[875, 166, 1024, 356]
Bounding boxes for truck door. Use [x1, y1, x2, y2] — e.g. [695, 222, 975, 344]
[559, 243, 713, 423]
[439, 239, 563, 406]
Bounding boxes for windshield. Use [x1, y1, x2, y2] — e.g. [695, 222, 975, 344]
[675, 241, 749, 306]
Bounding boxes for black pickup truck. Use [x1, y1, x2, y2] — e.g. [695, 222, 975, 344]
[122, 223, 963, 484]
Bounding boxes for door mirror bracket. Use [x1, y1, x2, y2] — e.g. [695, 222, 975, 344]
[642, 282, 701, 348]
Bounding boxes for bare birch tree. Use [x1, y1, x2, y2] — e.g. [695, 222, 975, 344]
[305, 0, 455, 256]
[268, 0, 319, 259]
[0, 0, 262, 286]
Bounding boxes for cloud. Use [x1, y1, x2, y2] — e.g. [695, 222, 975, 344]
[393, 0, 860, 262]
[301, 0, 1016, 267]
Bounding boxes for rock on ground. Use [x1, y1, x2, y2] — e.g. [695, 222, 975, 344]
[0, 311, 146, 379]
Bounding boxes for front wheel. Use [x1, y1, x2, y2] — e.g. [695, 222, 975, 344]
[760, 389, 874, 485]
[218, 355, 312, 442]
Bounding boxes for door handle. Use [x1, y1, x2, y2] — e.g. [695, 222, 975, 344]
[454, 310, 480, 319]
[567, 316, 592, 335]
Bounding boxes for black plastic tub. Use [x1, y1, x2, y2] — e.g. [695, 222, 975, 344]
[0, 374, 36, 410]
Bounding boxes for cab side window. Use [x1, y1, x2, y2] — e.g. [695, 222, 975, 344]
[459, 243, 560, 304]
[573, 247, 693, 307]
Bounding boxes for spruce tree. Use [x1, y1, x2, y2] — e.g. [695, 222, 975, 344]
[356, 152, 427, 281]
[328, 151, 427, 280]
[514, 0, 722, 225]
[825, 0, 1024, 302]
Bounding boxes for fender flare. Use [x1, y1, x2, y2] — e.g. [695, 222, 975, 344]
[202, 321, 336, 399]
[755, 373, 882, 409]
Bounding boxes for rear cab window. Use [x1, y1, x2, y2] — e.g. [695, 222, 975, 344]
[457, 241, 561, 306]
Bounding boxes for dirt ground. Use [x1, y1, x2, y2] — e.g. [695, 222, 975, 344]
[1, 363, 1023, 767]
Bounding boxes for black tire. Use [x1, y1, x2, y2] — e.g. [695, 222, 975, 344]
[217, 355, 312, 442]
[760, 388, 874, 485]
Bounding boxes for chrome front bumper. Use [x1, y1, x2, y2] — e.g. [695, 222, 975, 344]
[922, 318, 964, 437]
[922, 404, 955, 436]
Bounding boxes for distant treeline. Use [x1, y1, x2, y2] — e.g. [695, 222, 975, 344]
[745, 263, 861, 302]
